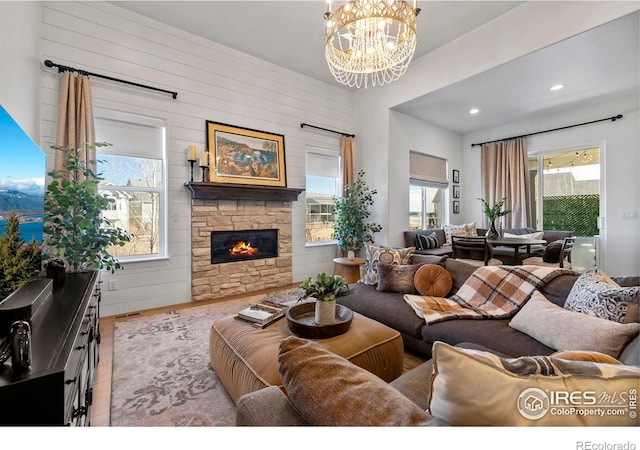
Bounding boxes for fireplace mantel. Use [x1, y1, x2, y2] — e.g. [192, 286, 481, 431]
[185, 182, 304, 202]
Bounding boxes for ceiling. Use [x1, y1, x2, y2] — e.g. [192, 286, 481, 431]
[111, 1, 638, 135]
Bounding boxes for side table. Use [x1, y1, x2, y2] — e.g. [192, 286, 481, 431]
[333, 257, 365, 283]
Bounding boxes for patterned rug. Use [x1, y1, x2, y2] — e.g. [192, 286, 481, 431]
[110, 288, 303, 426]
[109, 287, 425, 426]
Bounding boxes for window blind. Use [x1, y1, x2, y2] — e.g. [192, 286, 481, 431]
[95, 112, 165, 160]
[409, 151, 448, 187]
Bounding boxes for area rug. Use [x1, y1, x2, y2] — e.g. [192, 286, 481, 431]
[109, 288, 425, 426]
[110, 289, 300, 426]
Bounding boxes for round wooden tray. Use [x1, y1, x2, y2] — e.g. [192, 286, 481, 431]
[285, 301, 353, 339]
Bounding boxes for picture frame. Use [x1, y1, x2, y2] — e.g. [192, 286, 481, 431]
[452, 169, 460, 184]
[206, 120, 286, 187]
[453, 185, 460, 199]
[453, 201, 460, 214]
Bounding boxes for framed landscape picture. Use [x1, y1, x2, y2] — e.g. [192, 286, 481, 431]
[206, 121, 286, 187]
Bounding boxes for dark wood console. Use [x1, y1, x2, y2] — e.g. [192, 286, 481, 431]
[0, 271, 101, 425]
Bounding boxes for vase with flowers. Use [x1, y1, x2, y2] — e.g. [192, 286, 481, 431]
[478, 197, 511, 239]
[299, 273, 350, 325]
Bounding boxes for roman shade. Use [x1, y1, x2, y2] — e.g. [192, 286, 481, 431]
[410, 152, 448, 187]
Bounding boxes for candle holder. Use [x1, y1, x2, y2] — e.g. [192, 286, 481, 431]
[200, 164, 208, 182]
[188, 159, 196, 183]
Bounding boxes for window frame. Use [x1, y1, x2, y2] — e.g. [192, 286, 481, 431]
[94, 108, 168, 262]
[409, 179, 445, 230]
[304, 145, 342, 247]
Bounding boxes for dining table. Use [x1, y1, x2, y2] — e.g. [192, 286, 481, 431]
[487, 237, 547, 264]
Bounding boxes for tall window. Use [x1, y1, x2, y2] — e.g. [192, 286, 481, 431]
[95, 110, 167, 260]
[305, 147, 341, 244]
[528, 147, 600, 236]
[409, 152, 447, 230]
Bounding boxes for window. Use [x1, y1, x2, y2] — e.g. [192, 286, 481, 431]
[528, 147, 600, 236]
[305, 147, 341, 244]
[409, 152, 447, 230]
[95, 110, 167, 260]
[410, 182, 444, 229]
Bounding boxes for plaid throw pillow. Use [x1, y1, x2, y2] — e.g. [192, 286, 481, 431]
[416, 232, 440, 250]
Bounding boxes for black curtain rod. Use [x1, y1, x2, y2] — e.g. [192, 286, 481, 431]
[470, 114, 623, 148]
[300, 122, 355, 138]
[44, 59, 178, 100]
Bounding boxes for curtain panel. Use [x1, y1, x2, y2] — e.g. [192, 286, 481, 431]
[341, 136, 354, 190]
[55, 72, 95, 172]
[481, 138, 531, 228]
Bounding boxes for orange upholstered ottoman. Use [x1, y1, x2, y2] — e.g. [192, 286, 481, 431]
[209, 311, 404, 403]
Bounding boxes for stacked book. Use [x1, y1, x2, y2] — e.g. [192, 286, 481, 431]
[235, 302, 287, 329]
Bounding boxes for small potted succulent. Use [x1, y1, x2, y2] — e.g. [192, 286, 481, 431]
[299, 273, 350, 325]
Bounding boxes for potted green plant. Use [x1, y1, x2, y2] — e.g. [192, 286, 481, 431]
[44, 143, 130, 274]
[478, 197, 511, 239]
[299, 273, 350, 325]
[332, 170, 382, 259]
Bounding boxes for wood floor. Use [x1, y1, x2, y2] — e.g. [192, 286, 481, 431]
[89, 297, 427, 427]
[91, 316, 114, 427]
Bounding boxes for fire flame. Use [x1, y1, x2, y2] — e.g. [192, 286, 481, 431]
[229, 241, 259, 256]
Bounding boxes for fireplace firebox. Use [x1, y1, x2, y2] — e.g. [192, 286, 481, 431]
[211, 229, 279, 264]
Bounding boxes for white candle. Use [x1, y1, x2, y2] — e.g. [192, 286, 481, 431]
[188, 145, 196, 161]
[200, 151, 209, 167]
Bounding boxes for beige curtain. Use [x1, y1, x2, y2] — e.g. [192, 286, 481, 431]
[481, 137, 531, 228]
[55, 71, 95, 171]
[341, 136, 354, 190]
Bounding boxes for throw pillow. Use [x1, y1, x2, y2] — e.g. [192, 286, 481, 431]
[504, 231, 544, 241]
[428, 341, 640, 426]
[278, 336, 430, 426]
[509, 291, 640, 358]
[416, 232, 440, 250]
[542, 240, 564, 263]
[442, 222, 476, 246]
[413, 264, 453, 297]
[564, 269, 639, 323]
[376, 263, 420, 294]
[360, 243, 415, 286]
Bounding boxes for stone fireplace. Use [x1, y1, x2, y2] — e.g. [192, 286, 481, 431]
[187, 183, 303, 302]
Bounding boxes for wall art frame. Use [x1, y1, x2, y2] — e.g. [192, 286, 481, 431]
[453, 185, 460, 199]
[453, 201, 460, 214]
[452, 169, 460, 184]
[206, 120, 286, 187]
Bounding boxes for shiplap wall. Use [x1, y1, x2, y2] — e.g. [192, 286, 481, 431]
[40, 1, 353, 316]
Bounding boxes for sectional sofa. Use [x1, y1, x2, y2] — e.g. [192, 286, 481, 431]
[338, 255, 638, 358]
[236, 255, 640, 426]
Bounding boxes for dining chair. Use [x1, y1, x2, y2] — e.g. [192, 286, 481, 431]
[451, 236, 503, 267]
[521, 236, 575, 268]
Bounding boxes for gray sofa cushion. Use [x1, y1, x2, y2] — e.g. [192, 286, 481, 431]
[421, 318, 556, 358]
[339, 284, 425, 339]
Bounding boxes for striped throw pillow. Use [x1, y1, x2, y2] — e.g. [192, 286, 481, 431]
[416, 232, 440, 250]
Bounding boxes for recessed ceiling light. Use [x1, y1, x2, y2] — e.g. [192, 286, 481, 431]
[550, 84, 565, 91]
[469, 108, 480, 115]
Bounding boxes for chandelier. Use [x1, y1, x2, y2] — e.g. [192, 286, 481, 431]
[324, 0, 420, 89]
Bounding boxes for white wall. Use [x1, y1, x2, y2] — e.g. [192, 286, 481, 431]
[388, 111, 462, 245]
[37, 1, 353, 316]
[353, 1, 639, 249]
[0, 1, 41, 141]
[462, 95, 639, 276]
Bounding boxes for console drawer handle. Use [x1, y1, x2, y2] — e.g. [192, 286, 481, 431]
[75, 345, 86, 350]
[65, 377, 76, 385]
